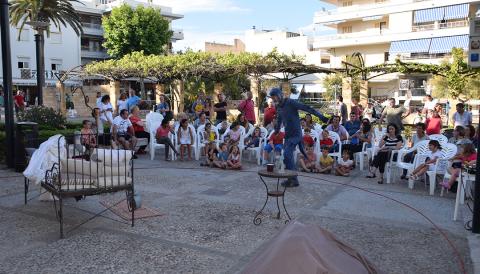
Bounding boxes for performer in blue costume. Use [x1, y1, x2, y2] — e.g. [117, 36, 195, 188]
[269, 88, 329, 187]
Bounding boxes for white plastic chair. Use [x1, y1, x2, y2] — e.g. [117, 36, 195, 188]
[427, 134, 448, 145]
[245, 127, 268, 165]
[196, 124, 220, 160]
[327, 131, 342, 160]
[175, 124, 197, 160]
[147, 113, 176, 161]
[425, 143, 457, 195]
[392, 140, 430, 183]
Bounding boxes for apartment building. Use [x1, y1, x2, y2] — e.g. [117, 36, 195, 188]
[313, 0, 478, 103]
[0, 0, 183, 104]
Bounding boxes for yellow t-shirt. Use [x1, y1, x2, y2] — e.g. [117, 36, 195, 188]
[319, 155, 334, 167]
[208, 131, 216, 142]
[195, 104, 204, 113]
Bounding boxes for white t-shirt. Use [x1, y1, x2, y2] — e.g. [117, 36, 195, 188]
[337, 157, 353, 167]
[101, 102, 113, 123]
[426, 150, 442, 170]
[452, 112, 472, 128]
[112, 116, 132, 134]
[117, 99, 128, 112]
[423, 99, 437, 111]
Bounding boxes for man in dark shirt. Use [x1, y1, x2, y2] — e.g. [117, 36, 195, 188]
[214, 93, 227, 125]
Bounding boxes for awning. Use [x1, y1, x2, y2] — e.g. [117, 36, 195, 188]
[429, 35, 469, 54]
[413, 7, 444, 23]
[389, 38, 431, 54]
[444, 4, 469, 20]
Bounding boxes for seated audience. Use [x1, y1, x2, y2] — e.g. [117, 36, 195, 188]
[326, 115, 348, 141]
[227, 145, 242, 170]
[155, 119, 178, 161]
[177, 119, 194, 161]
[336, 150, 353, 177]
[425, 110, 442, 135]
[263, 130, 285, 164]
[318, 146, 334, 174]
[441, 143, 476, 190]
[409, 140, 442, 180]
[298, 145, 317, 173]
[129, 106, 149, 154]
[112, 109, 137, 157]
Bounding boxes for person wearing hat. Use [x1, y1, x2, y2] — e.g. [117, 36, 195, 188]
[269, 87, 329, 187]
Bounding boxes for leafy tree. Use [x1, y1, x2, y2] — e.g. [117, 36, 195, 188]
[322, 73, 343, 101]
[102, 4, 172, 58]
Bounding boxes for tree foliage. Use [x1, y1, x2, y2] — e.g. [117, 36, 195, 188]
[102, 4, 172, 58]
[322, 73, 343, 101]
[9, 0, 83, 38]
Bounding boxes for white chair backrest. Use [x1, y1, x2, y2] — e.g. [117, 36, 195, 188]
[313, 124, 323, 132]
[434, 158, 450, 175]
[146, 112, 163, 132]
[441, 143, 457, 159]
[415, 140, 431, 155]
[428, 134, 448, 145]
[374, 127, 387, 138]
[259, 127, 268, 139]
[197, 124, 206, 133]
[245, 123, 255, 136]
[328, 131, 341, 145]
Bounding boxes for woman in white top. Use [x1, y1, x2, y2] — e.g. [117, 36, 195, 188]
[116, 93, 128, 115]
[100, 95, 114, 125]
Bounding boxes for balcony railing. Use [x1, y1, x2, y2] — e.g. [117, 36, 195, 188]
[394, 53, 449, 61]
[399, 88, 426, 97]
[20, 69, 59, 80]
[412, 20, 468, 32]
[82, 22, 102, 29]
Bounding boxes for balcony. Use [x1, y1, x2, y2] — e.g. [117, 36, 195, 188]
[172, 29, 184, 41]
[313, 25, 469, 49]
[81, 49, 109, 59]
[81, 22, 103, 36]
[314, 0, 471, 24]
[412, 20, 468, 32]
[19, 69, 59, 80]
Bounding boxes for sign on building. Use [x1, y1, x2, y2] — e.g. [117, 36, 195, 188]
[469, 17, 480, 68]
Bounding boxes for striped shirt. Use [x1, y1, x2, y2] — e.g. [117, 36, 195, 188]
[383, 135, 403, 148]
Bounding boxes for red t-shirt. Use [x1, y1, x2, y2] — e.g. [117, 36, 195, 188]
[269, 132, 285, 145]
[320, 138, 333, 147]
[14, 95, 25, 107]
[303, 135, 314, 146]
[462, 153, 477, 162]
[264, 106, 276, 125]
[156, 125, 171, 138]
[425, 117, 442, 135]
[129, 116, 144, 133]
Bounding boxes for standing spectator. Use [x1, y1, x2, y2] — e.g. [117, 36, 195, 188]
[126, 89, 141, 111]
[338, 96, 348, 124]
[445, 101, 451, 125]
[350, 98, 362, 118]
[99, 95, 114, 126]
[451, 102, 472, 128]
[112, 109, 137, 155]
[379, 97, 411, 133]
[344, 112, 361, 137]
[422, 95, 437, 115]
[204, 97, 214, 120]
[214, 93, 227, 125]
[95, 91, 102, 108]
[129, 106, 150, 154]
[263, 98, 276, 127]
[238, 91, 256, 125]
[362, 102, 376, 122]
[116, 93, 128, 115]
[14, 90, 25, 116]
[156, 94, 173, 121]
[326, 115, 348, 141]
[425, 110, 442, 135]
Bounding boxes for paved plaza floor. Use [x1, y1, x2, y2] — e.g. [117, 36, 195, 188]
[0, 154, 479, 274]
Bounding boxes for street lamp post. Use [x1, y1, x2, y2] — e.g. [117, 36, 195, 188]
[0, 0, 15, 168]
[27, 21, 49, 106]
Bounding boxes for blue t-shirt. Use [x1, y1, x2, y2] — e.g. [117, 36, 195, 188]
[218, 151, 228, 161]
[126, 96, 141, 111]
[344, 120, 361, 136]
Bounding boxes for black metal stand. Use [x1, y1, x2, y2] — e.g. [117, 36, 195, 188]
[254, 172, 293, 225]
[34, 33, 45, 105]
[472, 123, 480, 234]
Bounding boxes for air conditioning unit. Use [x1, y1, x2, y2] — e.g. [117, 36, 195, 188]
[20, 68, 32, 79]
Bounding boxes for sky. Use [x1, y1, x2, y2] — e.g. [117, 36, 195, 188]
[156, 0, 335, 51]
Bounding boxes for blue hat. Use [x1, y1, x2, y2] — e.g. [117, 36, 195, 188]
[268, 87, 283, 97]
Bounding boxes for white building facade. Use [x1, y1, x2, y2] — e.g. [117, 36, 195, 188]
[0, 0, 183, 104]
[313, 0, 479, 103]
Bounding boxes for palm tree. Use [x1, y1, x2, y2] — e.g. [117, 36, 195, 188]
[9, 0, 83, 105]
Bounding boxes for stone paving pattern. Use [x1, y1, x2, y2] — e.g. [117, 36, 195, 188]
[0, 155, 478, 274]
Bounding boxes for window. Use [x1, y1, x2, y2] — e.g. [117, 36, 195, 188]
[49, 32, 62, 44]
[81, 38, 90, 50]
[321, 56, 330, 64]
[384, 52, 390, 62]
[342, 1, 353, 7]
[342, 26, 352, 33]
[51, 59, 62, 71]
[17, 60, 29, 69]
[17, 28, 29, 41]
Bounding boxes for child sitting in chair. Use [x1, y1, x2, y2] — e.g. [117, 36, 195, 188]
[263, 131, 285, 164]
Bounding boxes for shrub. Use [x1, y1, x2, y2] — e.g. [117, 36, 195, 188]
[18, 106, 66, 129]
